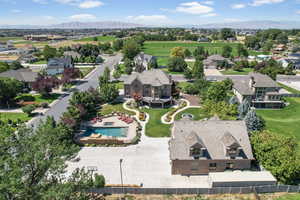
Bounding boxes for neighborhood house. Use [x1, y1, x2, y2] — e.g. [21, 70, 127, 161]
[203, 55, 232, 69]
[232, 72, 284, 109]
[169, 119, 254, 175]
[0, 68, 38, 88]
[124, 69, 172, 107]
[134, 52, 156, 72]
[46, 57, 73, 75]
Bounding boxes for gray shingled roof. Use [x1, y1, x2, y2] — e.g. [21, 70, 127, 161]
[169, 120, 254, 160]
[135, 52, 154, 62]
[0, 68, 38, 83]
[47, 57, 72, 70]
[124, 69, 171, 86]
[231, 73, 279, 95]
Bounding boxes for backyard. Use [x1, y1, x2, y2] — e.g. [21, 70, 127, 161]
[140, 108, 173, 137]
[256, 97, 300, 153]
[174, 107, 209, 121]
[221, 68, 253, 75]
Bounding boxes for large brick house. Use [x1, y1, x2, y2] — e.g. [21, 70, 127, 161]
[124, 69, 172, 107]
[232, 72, 284, 109]
[169, 119, 254, 175]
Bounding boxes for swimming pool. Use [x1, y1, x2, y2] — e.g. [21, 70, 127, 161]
[84, 127, 128, 137]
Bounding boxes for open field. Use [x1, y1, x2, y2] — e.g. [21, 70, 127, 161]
[74, 35, 116, 42]
[141, 108, 172, 137]
[221, 68, 254, 75]
[0, 37, 23, 42]
[143, 41, 264, 66]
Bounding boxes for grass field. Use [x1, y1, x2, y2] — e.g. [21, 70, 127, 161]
[141, 108, 172, 137]
[78, 67, 95, 78]
[74, 35, 116, 42]
[0, 37, 23, 42]
[100, 103, 135, 116]
[275, 194, 300, 200]
[174, 108, 209, 121]
[143, 41, 263, 67]
[0, 112, 31, 123]
[256, 98, 300, 152]
[221, 68, 253, 75]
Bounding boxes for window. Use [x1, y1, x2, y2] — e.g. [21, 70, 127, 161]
[209, 163, 217, 170]
[191, 162, 199, 171]
[226, 163, 234, 170]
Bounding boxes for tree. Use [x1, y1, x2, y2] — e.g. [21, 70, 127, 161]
[184, 48, 192, 58]
[184, 68, 193, 80]
[22, 104, 36, 116]
[93, 36, 98, 41]
[122, 40, 141, 60]
[193, 46, 205, 58]
[192, 59, 204, 79]
[113, 70, 121, 80]
[236, 44, 249, 58]
[99, 67, 111, 85]
[244, 109, 265, 132]
[0, 62, 10, 73]
[124, 58, 133, 75]
[238, 99, 250, 119]
[0, 117, 93, 199]
[43, 45, 57, 61]
[220, 28, 235, 40]
[245, 36, 260, 50]
[99, 83, 119, 103]
[221, 45, 232, 58]
[0, 77, 23, 108]
[205, 81, 229, 102]
[112, 39, 124, 51]
[170, 47, 185, 58]
[251, 131, 300, 184]
[148, 58, 158, 69]
[31, 75, 60, 97]
[10, 61, 23, 70]
[61, 68, 81, 84]
[167, 57, 188, 72]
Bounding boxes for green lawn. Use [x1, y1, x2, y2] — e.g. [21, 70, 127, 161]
[114, 82, 124, 90]
[141, 108, 173, 137]
[221, 68, 253, 75]
[78, 67, 95, 78]
[0, 112, 31, 123]
[100, 103, 135, 116]
[32, 60, 47, 64]
[256, 98, 300, 152]
[0, 37, 23, 42]
[16, 93, 60, 104]
[174, 108, 209, 121]
[74, 35, 116, 42]
[275, 194, 300, 200]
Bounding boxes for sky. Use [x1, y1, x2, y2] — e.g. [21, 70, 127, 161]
[0, 0, 300, 25]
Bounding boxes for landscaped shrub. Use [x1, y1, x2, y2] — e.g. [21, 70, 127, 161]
[22, 104, 36, 116]
[93, 174, 105, 188]
[40, 102, 49, 108]
[16, 95, 35, 102]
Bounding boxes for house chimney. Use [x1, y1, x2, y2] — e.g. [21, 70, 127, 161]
[249, 76, 255, 89]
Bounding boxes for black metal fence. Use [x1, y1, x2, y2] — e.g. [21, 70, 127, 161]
[89, 185, 300, 195]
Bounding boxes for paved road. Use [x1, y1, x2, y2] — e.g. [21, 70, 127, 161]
[29, 54, 122, 128]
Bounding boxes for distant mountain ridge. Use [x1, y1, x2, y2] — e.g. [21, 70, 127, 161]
[185, 20, 300, 29]
[1, 20, 300, 29]
[0, 21, 146, 29]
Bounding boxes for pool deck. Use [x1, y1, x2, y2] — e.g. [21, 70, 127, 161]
[79, 116, 138, 144]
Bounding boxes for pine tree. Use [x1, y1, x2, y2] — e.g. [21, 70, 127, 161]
[245, 109, 265, 132]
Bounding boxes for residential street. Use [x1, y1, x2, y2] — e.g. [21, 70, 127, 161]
[28, 54, 122, 128]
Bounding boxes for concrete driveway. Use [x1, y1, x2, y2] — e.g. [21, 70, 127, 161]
[66, 136, 210, 188]
[204, 69, 223, 76]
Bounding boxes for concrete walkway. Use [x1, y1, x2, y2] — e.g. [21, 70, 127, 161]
[161, 99, 189, 125]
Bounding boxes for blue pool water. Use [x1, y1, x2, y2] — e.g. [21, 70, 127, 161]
[84, 127, 128, 137]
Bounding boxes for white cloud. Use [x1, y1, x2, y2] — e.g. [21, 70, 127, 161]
[55, 0, 79, 4]
[203, 1, 214, 5]
[203, 13, 217, 17]
[126, 15, 171, 25]
[231, 4, 246, 9]
[78, 0, 103, 8]
[175, 2, 214, 14]
[11, 9, 22, 13]
[32, 0, 48, 4]
[297, 10, 300, 14]
[69, 14, 96, 20]
[250, 0, 285, 6]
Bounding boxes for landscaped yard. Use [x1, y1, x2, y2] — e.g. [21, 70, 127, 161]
[0, 112, 31, 123]
[221, 68, 254, 75]
[74, 35, 116, 42]
[275, 194, 300, 200]
[256, 97, 300, 152]
[100, 103, 135, 116]
[16, 93, 61, 104]
[174, 107, 209, 121]
[78, 67, 95, 78]
[140, 108, 173, 137]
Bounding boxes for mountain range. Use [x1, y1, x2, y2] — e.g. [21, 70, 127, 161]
[1, 20, 300, 29]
